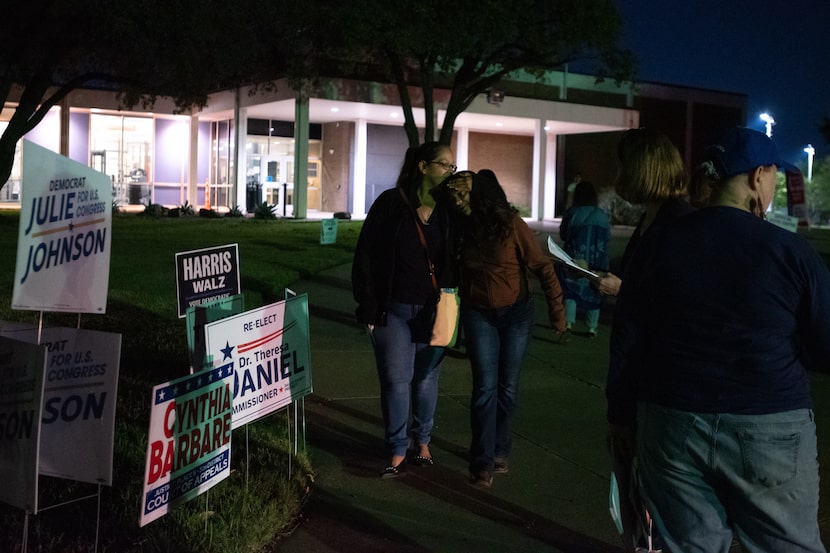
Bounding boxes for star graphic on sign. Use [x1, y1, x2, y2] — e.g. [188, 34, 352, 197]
[220, 341, 234, 360]
[157, 389, 166, 401]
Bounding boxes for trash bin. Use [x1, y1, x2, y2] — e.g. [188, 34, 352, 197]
[246, 182, 262, 212]
[129, 184, 145, 205]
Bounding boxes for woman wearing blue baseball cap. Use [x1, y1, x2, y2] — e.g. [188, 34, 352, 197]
[613, 127, 830, 552]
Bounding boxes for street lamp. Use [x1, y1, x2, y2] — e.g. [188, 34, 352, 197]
[804, 144, 815, 181]
[760, 113, 775, 137]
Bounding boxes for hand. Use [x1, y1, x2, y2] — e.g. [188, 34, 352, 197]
[573, 258, 589, 270]
[596, 273, 621, 296]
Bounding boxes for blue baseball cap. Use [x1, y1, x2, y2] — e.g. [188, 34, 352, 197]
[705, 127, 797, 179]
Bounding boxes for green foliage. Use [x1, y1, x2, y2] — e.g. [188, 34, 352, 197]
[140, 203, 169, 218]
[169, 200, 196, 218]
[772, 155, 830, 225]
[805, 155, 830, 224]
[314, 0, 634, 144]
[0, 0, 294, 194]
[226, 205, 244, 218]
[0, 211, 362, 552]
[253, 202, 278, 220]
[199, 208, 223, 218]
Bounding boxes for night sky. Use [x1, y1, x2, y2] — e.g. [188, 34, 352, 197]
[616, 0, 830, 165]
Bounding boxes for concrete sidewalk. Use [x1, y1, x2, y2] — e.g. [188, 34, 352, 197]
[274, 224, 830, 553]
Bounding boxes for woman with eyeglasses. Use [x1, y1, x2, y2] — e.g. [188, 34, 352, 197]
[352, 141, 458, 478]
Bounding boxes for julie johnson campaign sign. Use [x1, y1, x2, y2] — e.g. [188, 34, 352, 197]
[0, 324, 121, 486]
[13, 140, 113, 314]
[175, 244, 241, 319]
[140, 361, 233, 527]
[205, 294, 312, 430]
[0, 335, 46, 513]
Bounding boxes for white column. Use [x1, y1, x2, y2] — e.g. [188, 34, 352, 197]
[188, 115, 198, 208]
[532, 119, 546, 221]
[455, 127, 470, 171]
[543, 135, 558, 220]
[352, 118, 368, 217]
[234, 91, 249, 214]
[293, 91, 310, 219]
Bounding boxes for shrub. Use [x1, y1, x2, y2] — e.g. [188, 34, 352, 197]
[140, 203, 168, 217]
[253, 202, 277, 220]
[226, 205, 244, 218]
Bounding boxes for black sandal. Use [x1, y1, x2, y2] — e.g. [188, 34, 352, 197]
[412, 455, 434, 466]
[380, 464, 403, 479]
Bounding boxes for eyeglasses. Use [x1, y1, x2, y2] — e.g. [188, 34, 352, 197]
[429, 161, 457, 173]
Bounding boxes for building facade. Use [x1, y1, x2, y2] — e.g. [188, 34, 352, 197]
[0, 70, 746, 220]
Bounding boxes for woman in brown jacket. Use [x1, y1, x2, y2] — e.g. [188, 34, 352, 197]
[438, 169, 568, 488]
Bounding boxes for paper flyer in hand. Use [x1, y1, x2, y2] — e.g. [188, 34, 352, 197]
[547, 236, 600, 279]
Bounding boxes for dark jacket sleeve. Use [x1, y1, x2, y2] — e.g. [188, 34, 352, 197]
[605, 232, 660, 425]
[351, 220, 379, 325]
[352, 190, 401, 325]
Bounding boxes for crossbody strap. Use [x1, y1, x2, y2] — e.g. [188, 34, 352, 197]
[399, 187, 439, 292]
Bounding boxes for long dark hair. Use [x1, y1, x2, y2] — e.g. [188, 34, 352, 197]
[395, 141, 448, 202]
[572, 181, 598, 207]
[466, 169, 516, 243]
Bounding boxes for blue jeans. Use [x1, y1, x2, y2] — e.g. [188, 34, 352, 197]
[463, 295, 535, 473]
[637, 402, 826, 553]
[370, 302, 444, 458]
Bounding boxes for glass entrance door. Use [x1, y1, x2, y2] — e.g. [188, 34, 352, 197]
[261, 156, 293, 215]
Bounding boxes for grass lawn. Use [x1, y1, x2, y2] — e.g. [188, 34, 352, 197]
[0, 209, 361, 552]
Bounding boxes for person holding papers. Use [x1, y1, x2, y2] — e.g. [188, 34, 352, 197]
[558, 180, 609, 337]
[605, 127, 690, 552]
[612, 127, 830, 552]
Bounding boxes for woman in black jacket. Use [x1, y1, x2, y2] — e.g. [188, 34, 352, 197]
[352, 141, 458, 478]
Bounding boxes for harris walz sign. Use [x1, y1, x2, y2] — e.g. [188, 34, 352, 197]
[175, 244, 240, 318]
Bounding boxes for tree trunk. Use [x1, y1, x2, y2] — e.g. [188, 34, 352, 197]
[420, 57, 436, 143]
[0, 134, 15, 193]
[387, 51, 420, 147]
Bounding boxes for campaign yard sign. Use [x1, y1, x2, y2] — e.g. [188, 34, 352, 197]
[175, 244, 241, 318]
[13, 140, 112, 313]
[204, 294, 312, 429]
[0, 325, 121, 485]
[320, 218, 338, 245]
[0, 335, 46, 513]
[786, 169, 809, 227]
[140, 361, 233, 527]
[185, 294, 245, 371]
